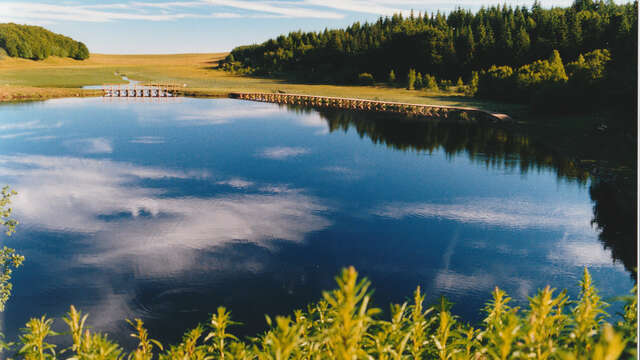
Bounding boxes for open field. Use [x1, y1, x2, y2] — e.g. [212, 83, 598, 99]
[0, 53, 525, 116]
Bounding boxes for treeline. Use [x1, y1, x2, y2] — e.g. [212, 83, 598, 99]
[0, 23, 89, 60]
[221, 0, 637, 114]
[476, 48, 621, 112]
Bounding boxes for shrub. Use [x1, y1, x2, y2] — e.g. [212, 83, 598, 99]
[477, 64, 515, 100]
[357, 72, 375, 85]
[424, 74, 438, 90]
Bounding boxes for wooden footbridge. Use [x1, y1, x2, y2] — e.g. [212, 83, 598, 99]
[230, 92, 512, 122]
[103, 83, 179, 97]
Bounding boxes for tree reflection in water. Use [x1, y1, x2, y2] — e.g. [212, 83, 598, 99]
[284, 105, 636, 276]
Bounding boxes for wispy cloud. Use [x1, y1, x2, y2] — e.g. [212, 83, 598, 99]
[203, 0, 344, 19]
[217, 178, 254, 189]
[321, 166, 362, 180]
[258, 146, 310, 160]
[373, 197, 593, 233]
[0, 0, 580, 24]
[64, 137, 113, 154]
[0, 0, 345, 23]
[26, 135, 57, 142]
[130, 136, 165, 144]
[0, 120, 62, 131]
[0, 153, 329, 259]
[0, 120, 63, 140]
[0, 132, 35, 139]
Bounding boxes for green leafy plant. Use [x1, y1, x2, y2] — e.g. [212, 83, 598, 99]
[0, 186, 24, 312]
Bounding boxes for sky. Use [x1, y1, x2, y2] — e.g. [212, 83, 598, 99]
[1, 0, 581, 54]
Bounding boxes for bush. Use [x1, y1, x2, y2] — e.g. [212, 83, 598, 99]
[3, 267, 636, 359]
[477, 64, 516, 100]
[357, 72, 375, 85]
[424, 74, 438, 90]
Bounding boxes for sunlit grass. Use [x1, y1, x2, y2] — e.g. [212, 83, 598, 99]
[0, 53, 524, 115]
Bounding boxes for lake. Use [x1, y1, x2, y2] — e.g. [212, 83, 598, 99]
[0, 97, 633, 346]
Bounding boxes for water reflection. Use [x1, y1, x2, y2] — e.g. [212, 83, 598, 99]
[1, 154, 330, 249]
[303, 107, 636, 275]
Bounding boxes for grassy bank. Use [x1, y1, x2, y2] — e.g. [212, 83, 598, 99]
[0, 53, 524, 116]
[0, 85, 100, 102]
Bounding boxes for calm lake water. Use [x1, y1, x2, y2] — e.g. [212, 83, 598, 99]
[0, 97, 633, 346]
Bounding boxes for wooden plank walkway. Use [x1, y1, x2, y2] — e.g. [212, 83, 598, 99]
[103, 83, 179, 97]
[230, 92, 512, 122]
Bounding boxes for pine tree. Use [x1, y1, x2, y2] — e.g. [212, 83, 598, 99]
[415, 72, 424, 89]
[548, 49, 568, 81]
[388, 70, 396, 83]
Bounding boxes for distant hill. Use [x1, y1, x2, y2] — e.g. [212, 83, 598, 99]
[0, 23, 89, 60]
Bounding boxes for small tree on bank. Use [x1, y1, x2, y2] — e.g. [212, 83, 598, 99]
[415, 72, 424, 89]
[388, 70, 396, 83]
[407, 68, 416, 90]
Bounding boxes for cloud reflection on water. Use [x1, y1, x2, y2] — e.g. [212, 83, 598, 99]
[0, 154, 331, 264]
[374, 198, 592, 233]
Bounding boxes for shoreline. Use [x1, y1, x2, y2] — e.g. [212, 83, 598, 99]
[0, 86, 513, 123]
[0, 85, 101, 103]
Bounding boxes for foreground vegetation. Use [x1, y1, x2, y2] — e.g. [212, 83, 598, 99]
[1, 188, 636, 359]
[0, 267, 635, 359]
[0, 23, 89, 60]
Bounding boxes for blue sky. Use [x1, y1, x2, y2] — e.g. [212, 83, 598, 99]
[1, 0, 581, 54]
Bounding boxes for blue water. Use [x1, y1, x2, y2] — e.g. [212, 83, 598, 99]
[0, 97, 632, 346]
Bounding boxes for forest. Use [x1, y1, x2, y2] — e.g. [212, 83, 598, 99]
[0, 23, 89, 60]
[221, 0, 637, 115]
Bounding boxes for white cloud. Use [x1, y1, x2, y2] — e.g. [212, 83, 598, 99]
[303, 0, 402, 15]
[0, 120, 63, 140]
[203, 0, 344, 19]
[26, 135, 58, 142]
[258, 146, 310, 160]
[64, 137, 113, 154]
[0, 131, 35, 139]
[217, 178, 254, 189]
[130, 136, 165, 144]
[373, 198, 593, 233]
[132, 99, 283, 126]
[548, 235, 617, 268]
[0, 0, 590, 24]
[321, 166, 362, 180]
[0, 120, 62, 131]
[0, 155, 330, 270]
[0, 0, 344, 23]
